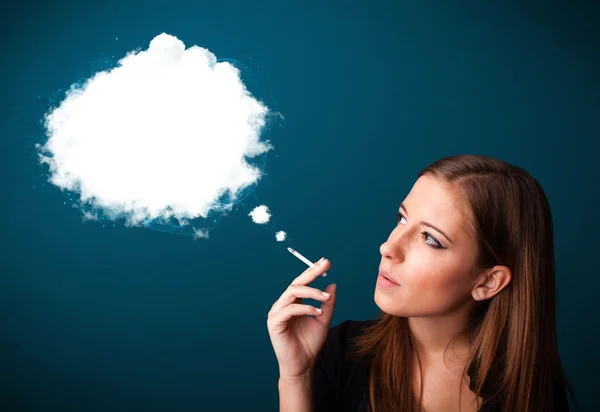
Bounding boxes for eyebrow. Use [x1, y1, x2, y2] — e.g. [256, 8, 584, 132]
[400, 203, 454, 244]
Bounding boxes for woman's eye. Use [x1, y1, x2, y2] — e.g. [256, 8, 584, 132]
[396, 212, 406, 224]
[395, 212, 442, 249]
[421, 232, 442, 249]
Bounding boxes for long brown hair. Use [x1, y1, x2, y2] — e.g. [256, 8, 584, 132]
[348, 154, 578, 412]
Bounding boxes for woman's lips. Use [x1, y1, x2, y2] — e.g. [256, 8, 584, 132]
[378, 270, 400, 286]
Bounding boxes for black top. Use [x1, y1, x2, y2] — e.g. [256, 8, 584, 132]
[312, 319, 570, 412]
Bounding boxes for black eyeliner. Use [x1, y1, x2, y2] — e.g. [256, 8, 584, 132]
[396, 212, 445, 249]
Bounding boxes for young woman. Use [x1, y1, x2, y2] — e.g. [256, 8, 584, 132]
[267, 154, 578, 412]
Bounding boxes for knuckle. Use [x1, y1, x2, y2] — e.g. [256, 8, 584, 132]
[269, 302, 278, 314]
[288, 284, 303, 296]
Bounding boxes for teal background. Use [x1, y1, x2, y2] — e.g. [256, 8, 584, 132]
[1, 0, 598, 411]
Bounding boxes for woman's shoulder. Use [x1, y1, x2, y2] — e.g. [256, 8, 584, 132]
[318, 318, 377, 361]
[330, 318, 377, 336]
[329, 318, 376, 342]
[313, 319, 376, 411]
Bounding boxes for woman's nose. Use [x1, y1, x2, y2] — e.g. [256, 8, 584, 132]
[380, 239, 399, 260]
[380, 230, 406, 260]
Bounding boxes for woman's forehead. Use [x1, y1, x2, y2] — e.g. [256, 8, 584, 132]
[403, 176, 470, 240]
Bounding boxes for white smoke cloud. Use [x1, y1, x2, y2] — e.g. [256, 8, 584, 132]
[37, 33, 275, 229]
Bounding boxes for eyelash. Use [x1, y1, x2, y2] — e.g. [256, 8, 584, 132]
[396, 212, 443, 249]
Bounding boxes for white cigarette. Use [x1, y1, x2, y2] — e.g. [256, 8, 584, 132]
[287, 247, 327, 277]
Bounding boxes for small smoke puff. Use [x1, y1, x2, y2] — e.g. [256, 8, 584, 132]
[37, 33, 274, 228]
[192, 228, 209, 240]
[249, 205, 270, 224]
[81, 211, 98, 222]
[275, 230, 286, 241]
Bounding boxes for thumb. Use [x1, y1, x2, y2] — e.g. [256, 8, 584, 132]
[320, 284, 337, 326]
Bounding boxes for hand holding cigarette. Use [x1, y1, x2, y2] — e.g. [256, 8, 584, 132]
[266, 247, 337, 380]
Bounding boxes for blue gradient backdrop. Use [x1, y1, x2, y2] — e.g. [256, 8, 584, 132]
[1, 1, 598, 411]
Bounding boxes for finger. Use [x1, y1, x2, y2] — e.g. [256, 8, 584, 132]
[267, 303, 323, 334]
[289, 257, 325, 285]
[290, 258, 330, 286]
[317, 283, 337, 328]
[269, 285, 332, 316]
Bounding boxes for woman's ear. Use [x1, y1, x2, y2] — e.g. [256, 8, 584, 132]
[471, 265, 512, 301]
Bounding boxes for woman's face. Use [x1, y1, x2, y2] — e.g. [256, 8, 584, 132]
[375, 175, 480, 317]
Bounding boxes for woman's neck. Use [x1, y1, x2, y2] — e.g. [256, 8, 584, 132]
[408, 302, 475, 364]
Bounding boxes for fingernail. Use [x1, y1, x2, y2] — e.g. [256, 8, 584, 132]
[320, 258, 328, 266]
[322, 291, 330, 297]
